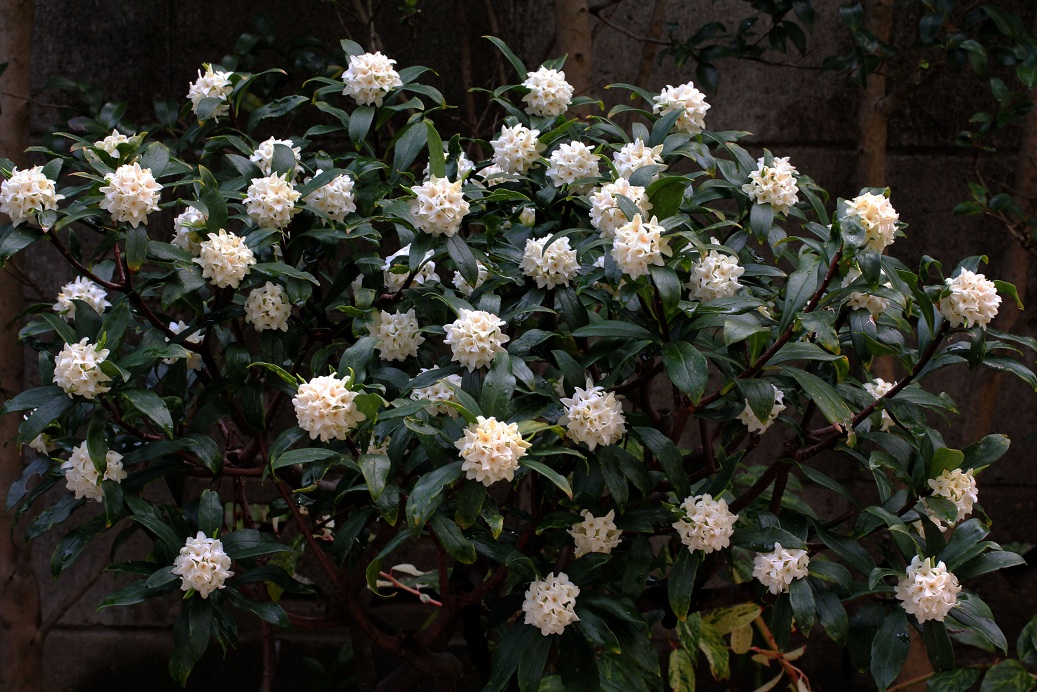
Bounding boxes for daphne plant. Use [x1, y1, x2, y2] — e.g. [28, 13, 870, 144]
[2, 36, 1036, 691]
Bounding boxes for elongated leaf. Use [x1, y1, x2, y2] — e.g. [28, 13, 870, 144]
[519, 459, 573, 499]
[573, 321, 659, 342]
[781, 367, 854, 427]
[221, 529, 293, 560]
[871, 609, 910, 691]
[119, 388, 175, 437]
[667, 549, 699, 622]
[484, 36, 528, 80]
[359, 453, 391, 501]
[780, 253, 820, 332]
[662, 341, 708, 404]
[197, 489, 222, 537]
[405, 461, 464, 532]
[430, 512, 476, 564]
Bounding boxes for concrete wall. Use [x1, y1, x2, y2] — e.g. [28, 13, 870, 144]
[11, 0, 1037, 688]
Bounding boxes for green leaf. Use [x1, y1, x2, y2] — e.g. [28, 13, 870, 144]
[169, 598, 211, 687]
[220, 529, 293, 560]
[697, 621, 730, 680]
[780, 253, 820, 332]
[789, 577, 816, 635]
[405, 461, 464, 532]
[573, 321, 659, 342]
[519, 459, 573, 499]
[19, 392, 73, 444]
[928, 447, 964, 478]
[0, 224, 41, 261]
[481, 351, 515, 420]
[667, 549, 699, 622]
[392, 120, 428, 176]
[871, 609, 910, 691]
[197, 489, 222, 537]
[139, 140, 170, 178]
[661, 341, 708, 404]
[951, 593, 1007, 653]
[781, 367, 854, 428]
[271, 448, 345, 472]
[922, 620, 955, 672]
[225, 588, 290, 628]
[425, 119, 445, 178]
[980, 660, 1034, 692]
[484, 36, 528, 80]
[634, 426, 689, 497]
[246, 94, 308, 132]
[430, 512, 476, 564]
[815, 588, 849, 646]
[702, 602, 761, 635]
[954, 550, 1026, 580]
[248, 361, 301, 389]
[962, 434, 1009, 471]
[358, 453, 391, 502]
[198, 165, 228, 234]
[349, 106, 375, 146]
[928, 668, 982, 692]
[668, 649, 695, 692]
[446, 234, 479, 289]
[51, 518, 106, 577]
[485, 624, 538, 692]
[119, 388, 175, 437]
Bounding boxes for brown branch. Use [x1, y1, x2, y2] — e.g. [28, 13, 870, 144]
[590, 5, 670, 45]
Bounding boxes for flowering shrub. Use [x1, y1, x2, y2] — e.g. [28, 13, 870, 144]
[2, 37, 1036, 691]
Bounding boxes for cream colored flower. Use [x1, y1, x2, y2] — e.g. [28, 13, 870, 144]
[372, 309, 424, 362]
[172, 206, 207, 255]
[843, 268, 891, 316]
[409, 175, 469, 237]
[753, 543, 810, 594]
[99, 163, 162, 228]
[546, 141, 599, 192]
[94, 130, 130, 157]
[194, 229, 256, 288]
[518, 207, 536, 227]
[611, 214, 672, 280]
[522, 66, 574, 118]
[410, 367, 463, 418]
[559, 384, 626, 450]
[245, 282, 291, 332]
[382, 244, 440, 292]
[293, 374, 367, 442]
[477, 164, 514, 187]
[673, 494, 738, 554]
[689, 247, 744, 301]
[589, 178, 652, 239]
[492, 124, 545, 175]
[62, 442, 126, 502]
[422, 147, 476, 182]
[653, 82, 711, 135]
[737, 385, 785, 434]
[250, 137, 301, 177]
[452, 262, 489, 296]
[863, 378, 896, 431]
[244, 174, 301, 229]
[1, 166, 65, 228]
[895, 556, 961, 623]
[520, 236, 579, 289]
[522, 572, 580, 636]
[456, 415, 531, 486]
[569, 510, 622, 558]
[164, 320, 203, 371]
[54, 338, 112, 399]
[305, 170, 356, 223]
[172, 531, 234, 599]
[342, 51, 403, 106]
[938, 269, 1001, 329]
[928, 468, 978, 524]
[443, 309, 509, 371]
[846, 192, 899, 253]
[53, 277, 110, 321]
[613, 139, 666, 182]
[187, 64, 233, 121]
[742, 156, 799, 215]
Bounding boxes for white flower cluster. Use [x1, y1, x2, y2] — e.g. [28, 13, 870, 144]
[672, 494, 739, 554]
[305, 170, 356, 222]
[846, 192, 899, 253]
[653, 81, 711, 135]
[559, 384, 626, 450]
[164, 321, 203, 371]
[492, 124, 545, 175]
[613, 139, 666, 182]
[372, 309, 425, 362]
[422, 148, 476, 182]
[546, 141, 599, 192]
[293, 374, 367, 442]
[520, 236, 579, 289]
[53, 277, 110, 321]
[689, 246, 744, 302]
[187, 64, 233, 121]
[194, 230, 256, 289]
[99, 163, 162, 228]
[382, 244, 439, 292]
[863, 378, 895, 431]
[452, 262, 489, 296]
[523, 572, 580, 636]
[938, 269, 1001, 329]
[410, 367, 463, 418]
[250, 137, 301, 177]
[172, 206, 206, 255]
[0, 166, 65, 227]
[54, 338, 112, 399]
[742, 156, 799, 214]
[409, 175, 469, 237]
[244, 174, 301, 229]
[568, 510, 622, 558]
[94, 130, 130, 157]
[342, 51, 403, 106]
[737, 385, 785, 434]
[928, 468, 978, 525]
[611, 214, 672, 280]
[172, 531, 234, 599]
[444, 309, 510, 371]
[843, 268, 891, 317]
[455, 415, 531, 486]
[518, 207, 536, 227]
[589, 178, 652, 239]
[245, 282, 291, 332]
[522, 66, 574, 118]
[753, 543, 810, 594]
[62, 442, 126, 502]
[894, 556, 961, 623]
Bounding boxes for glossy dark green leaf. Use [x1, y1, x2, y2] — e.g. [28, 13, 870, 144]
[871, 609, 910, 691]
[661, 341, 708, 404]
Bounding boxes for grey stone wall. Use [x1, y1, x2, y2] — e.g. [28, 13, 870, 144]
[12, 0, 1037, 688]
